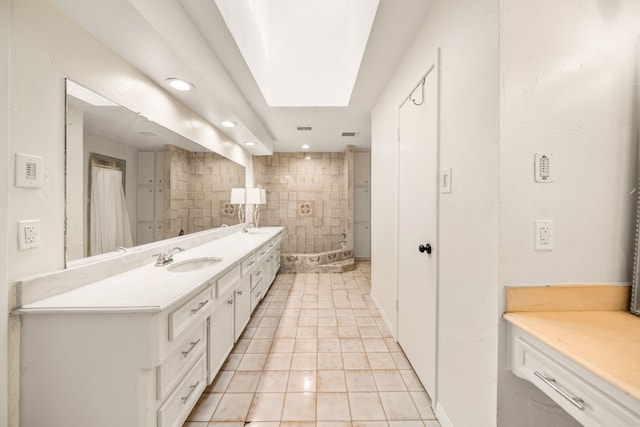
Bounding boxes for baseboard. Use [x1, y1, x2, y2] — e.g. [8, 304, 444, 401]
[369, 289, 396, 340]
[435, 402, 454, 427]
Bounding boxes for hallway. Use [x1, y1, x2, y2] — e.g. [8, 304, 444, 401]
[184, 263, 441, 427]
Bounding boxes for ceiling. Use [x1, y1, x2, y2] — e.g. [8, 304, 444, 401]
[48, 0, 434, 154]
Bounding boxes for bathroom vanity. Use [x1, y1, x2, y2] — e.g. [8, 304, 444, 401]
[504, 285, 640, 427]
[14, 227, 283, 427]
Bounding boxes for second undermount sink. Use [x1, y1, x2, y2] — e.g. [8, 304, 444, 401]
[166, 257, 223, 273]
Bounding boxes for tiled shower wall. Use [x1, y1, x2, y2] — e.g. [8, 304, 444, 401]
[164, 145, 245, 238]
[253, 147, 354, 254]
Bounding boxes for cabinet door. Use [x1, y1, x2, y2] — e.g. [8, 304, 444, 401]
[137, 187, 155, 221]
[154, 222, 164, 241]
[234, 276, 251, 341]
[137, 151, 155, 185]
[354, 188, 371, 222]
[354, 222, 371, 258]
[155, 151, 165, 185]
[155, 187, 165, 221]
[354, 152, 371, 186]
[137, 222, 155, 245]
[209, 296, 234, 383]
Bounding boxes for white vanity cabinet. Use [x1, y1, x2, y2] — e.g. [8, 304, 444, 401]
[17, 228, 285, 427]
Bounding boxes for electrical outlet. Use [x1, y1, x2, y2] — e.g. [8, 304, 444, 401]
[535, 220, 553, 251]
[18, 220, 41, 249]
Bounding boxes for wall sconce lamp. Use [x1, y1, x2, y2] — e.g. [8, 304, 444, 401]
[230, 188, 246, 224]
[246, 188, 266, 227]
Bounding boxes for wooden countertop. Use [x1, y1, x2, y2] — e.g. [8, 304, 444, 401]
[504, 310, 640, 402]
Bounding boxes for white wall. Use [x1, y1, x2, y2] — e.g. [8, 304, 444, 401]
[371, 0, 500, 426]
[498, 1, 640, 425]
[7, 0, 252, 424]
[0, 0, 9, 423]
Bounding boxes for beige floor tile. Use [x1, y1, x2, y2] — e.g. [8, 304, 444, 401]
[388, 421, 425, 427]
[317, 370, 347, 392]
[254, 327, 277, 339]
[355, 317, 377, 327]
[341, 339, 365, 353]
[294, 338, 318, 353]
[367, 353, 397, 370]
[358, 327, 382, 338]
[237, 353, 268, 371]
[337, 316, 357, 327]
[318, 338, 341, 353]
[287, 370, 316, 392]
[291, 352, 317, 370]
[318, 317, 338, 326]
[299, 316, 319, 326]
[362, 339, 388, 353]
[378, 392, 421, 420]
[344, 369, 376, 392]
[244, 422, 280, 427]
[187, 392, 223, 421]
[423, 421, 442, 427]
[246, 339, 273, 354]
[222, 354, 243, 371]
[246, 393, 285, 421]
[257, 371, 289, 393]
[353, 422, 388, 427]
[296, 326, 318, 338]
[318, 392, 352, 421]
[348, 392, 386, 420]
[210, 393, 254, 421]
[275, 327, 298, 338]
[271, 338, 295, 353]
[204, 422, 245, 427]
[317, 352, 344, 370]
[260, 317, 281, 328]
[410, 391, 436, 420]
[390, 353, 412, 370]
[318, 326, 339, 338]
[264, 353, 292, 371]
[373, 370, 407, 392]
[399, 370, 425, 392]
[226, 371, 262, 393]
[282, 422, 317, 427]
[232, 338, 251, 354]
[343, 353, 370, 370]
[282, 392, 317, 421]
[207, 371, 234, 393]
[318, 422, 353, 427]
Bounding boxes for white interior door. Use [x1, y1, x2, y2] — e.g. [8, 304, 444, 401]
[397, 62, 438, 399]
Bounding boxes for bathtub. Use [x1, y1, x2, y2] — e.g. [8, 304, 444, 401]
[280, 248, 355, 273]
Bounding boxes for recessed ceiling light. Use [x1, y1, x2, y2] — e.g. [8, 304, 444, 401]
[244, 141, 256, 146]
[166, 78, 194, 91]
[221, 121, 237, 128]
[302, 144, 310, 149]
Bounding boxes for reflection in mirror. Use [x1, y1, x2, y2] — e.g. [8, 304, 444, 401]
[65, 80, 246, 266]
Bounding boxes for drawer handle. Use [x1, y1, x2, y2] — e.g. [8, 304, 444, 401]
[255, 270, 263, 276]
[181, 381, 200, 404]
[237, 290, 243, 295]
[190, 301, 208, 315]
[181, 339, 201, 358]
[227, 298, 234, 305]
[247, 260, 255, 266]
[534, 371, 585, 411]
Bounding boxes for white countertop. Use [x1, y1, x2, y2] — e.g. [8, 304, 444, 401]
[16, 227, 283, 314]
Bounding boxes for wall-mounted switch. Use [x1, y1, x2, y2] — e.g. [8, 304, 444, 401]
[534, 219, 553, 251]
[440, 168, 452, 193]
[15, 153, 44, 188]
[18, 220, 41, 249]
[534, 153, 553, 183]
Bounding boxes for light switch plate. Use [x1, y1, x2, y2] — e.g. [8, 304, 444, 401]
[15, 153, 44, 188]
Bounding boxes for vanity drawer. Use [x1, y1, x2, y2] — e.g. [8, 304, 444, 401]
[157, 354, 206, 427]
[251, 280, 263, 311]
[168, 286, 213, 341]
[216, 265, 241, 299]
[510, 327, 640, 427]
[157, 323, 206, 400]
[256, 244, 269, 263]
[241, 253, 257, 276]
[251, 265, 265, 290]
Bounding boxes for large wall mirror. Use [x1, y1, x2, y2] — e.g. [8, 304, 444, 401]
[65, 80, 246, 266]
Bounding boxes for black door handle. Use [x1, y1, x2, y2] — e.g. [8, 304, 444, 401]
[418, 243, 432, 254]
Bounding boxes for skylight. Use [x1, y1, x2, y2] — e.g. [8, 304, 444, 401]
[215, 0, 379, 107]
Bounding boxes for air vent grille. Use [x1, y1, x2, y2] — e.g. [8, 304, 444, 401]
[341, 131, 359, 137]
[297, 126, 313, 131]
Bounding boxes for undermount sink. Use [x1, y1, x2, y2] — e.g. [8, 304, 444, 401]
[166, 257, 222, 273]
[246, 228, 268, 234]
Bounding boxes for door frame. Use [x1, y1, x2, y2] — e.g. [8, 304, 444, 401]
[395, 49, 441, 405]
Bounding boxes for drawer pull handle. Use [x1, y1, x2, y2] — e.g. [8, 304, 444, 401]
[237, 290, 243, 295]
[256, 270, 263, 276]
[181, 381, 200, 404]
[190, 301, 208, 315]
[227, 298, 234, 305]
[182, 339, 201, 358]
[247, 260, 255, 266]
[534, 371, 585, 410]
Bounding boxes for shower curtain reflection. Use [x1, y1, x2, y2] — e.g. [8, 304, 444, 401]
[90, 166, 133, 255]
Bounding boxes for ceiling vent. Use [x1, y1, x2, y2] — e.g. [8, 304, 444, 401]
[297, 126, 313, 131]
[341, 131, 359, 137]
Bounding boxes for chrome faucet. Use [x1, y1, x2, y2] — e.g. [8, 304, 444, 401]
[153, 247, 185, 266]
[242, 223, 255, 233]
[338, 229, 347, 243]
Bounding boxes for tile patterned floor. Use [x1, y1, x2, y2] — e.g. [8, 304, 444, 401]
[184, 262, 441, 427]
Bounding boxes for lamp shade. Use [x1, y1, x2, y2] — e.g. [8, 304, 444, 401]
[230, 188, 246, 204]
[246, 188, 266, 204]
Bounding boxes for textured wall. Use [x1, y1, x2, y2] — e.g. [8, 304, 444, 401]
[165, 145, 245, 237]
[254, 149, 353, 254]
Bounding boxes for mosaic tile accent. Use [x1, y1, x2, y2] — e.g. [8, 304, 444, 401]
[298, 201, 313, 218]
